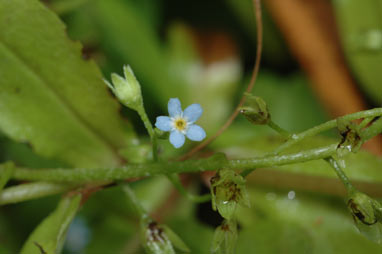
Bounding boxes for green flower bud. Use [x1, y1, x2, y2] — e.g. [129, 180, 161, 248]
[348, 192, 378, 225]
[210, 169, 250, 220]
[336, 119, 363, 156]
[347, 191, 382, 244]
[104, 65, 143, 111]
[239, 93, 270, 125]
[211, 220, 238, 254]
[141, 220, 175, 254]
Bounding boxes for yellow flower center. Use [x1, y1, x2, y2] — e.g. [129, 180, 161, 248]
[174, 118, 187, 131]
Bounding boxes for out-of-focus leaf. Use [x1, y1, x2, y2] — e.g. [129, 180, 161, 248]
[129, 176, 173, 213]
[20, 194, 82, 254]
[0, 181, 75, 206]
[215, 124, 382, 195]
[333, 0, 382, 105]
[90, 0, 184, 105]
[84, 215, 137, 254]
[166, 23, 243, 133]
[49, 0, 89, 15]
[0, 136, 67, 168]
[225, 0, 292, 67]
[168, 216, 214, 254]
[162, 224, 191, 253]
[0, 162, 14, 192]
[236, 188, 382, 253]
[251, 72, 329, 132]
[0, 0, 135, 168]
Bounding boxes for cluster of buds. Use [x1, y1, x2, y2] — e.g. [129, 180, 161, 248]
[104, 65, 143, 111]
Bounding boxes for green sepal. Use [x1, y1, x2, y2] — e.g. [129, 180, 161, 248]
[210, 169, 250, 220]
[239, 93, 270, 125]
[105, 65, 143, 111]
[336, 118, 363, 157]
[140, 219, 175, 254]
[211, 220, 238, 254]
[347, 191, 382, 244]
[161, 224, 191, 253]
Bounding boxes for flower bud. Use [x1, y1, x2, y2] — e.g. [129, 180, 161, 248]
[210, 169, 250, 220]
[347, 191, 382, 244]
[141, 220, 175, 254]
[239, 93, 270, 125]
[104, 65, 143, 110]
[211, 220, 238, 254]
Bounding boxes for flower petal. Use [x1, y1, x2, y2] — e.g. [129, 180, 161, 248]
[183, 104, 203, 123]
[168, 98, 182, 117]
[155, 116, 172, 131]
[169, 131, 185, 148]
[186, 124, 206, 141]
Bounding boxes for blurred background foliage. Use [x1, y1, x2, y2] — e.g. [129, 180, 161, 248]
[0, 0, 381, 253]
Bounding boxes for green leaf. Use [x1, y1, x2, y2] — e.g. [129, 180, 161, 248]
[211, 220, 238, 254]
[161, 225, 191, 253]
[236, 188, 382, 253]
[90, 0, 184, 105]
[215, 128, 382, 195]
[20, 194, 82, 254]
[0, 181, 75, 206]
[0, 0, 135, 168]
[333, 0, 382, 105]
[0, 161, 14, 191]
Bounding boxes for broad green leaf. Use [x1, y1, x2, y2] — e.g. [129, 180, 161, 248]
[0, 0, 135, 168]
[20, 194, 82, 254]
[0, 135, 67, 168]
[333, 0, 382, 105]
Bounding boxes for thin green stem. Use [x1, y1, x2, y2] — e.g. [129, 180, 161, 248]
[325, 157, 355, 194]
[358, 116, 375, 130]
[240, 168, 255, 178]
[273, 108, 382, 155]
[137, 106, 158, 161]
[267, 120, 291, 138]
[360, 116, 382, 141]
[7, 145, 337, 183]
[167, 174, 211, 203]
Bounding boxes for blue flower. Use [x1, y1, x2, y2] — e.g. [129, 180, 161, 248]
[155, 98, 206, 148]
